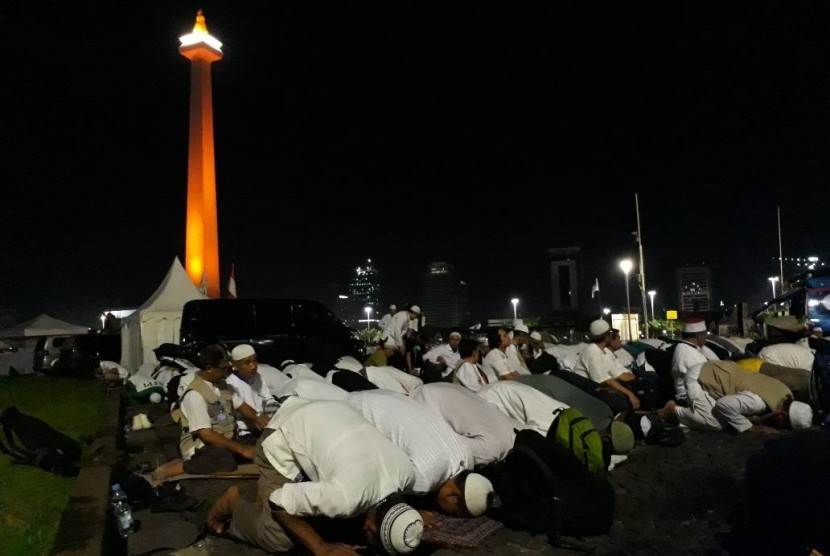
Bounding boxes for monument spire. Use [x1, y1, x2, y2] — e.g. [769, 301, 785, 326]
[179, 10, 223, 298]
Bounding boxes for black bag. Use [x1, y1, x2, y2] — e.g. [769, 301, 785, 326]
[0, 406, 82, 476]
[487, 429, 615, 544]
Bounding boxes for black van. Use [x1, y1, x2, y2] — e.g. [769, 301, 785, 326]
[179, 298, 365, 373]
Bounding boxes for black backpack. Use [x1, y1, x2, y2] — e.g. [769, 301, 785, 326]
[487, 429, 615, 545]
[0, 406, 82, 477]
[810, 351, 830, 424]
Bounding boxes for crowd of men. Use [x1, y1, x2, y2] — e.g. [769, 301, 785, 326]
[101, 305, 826, 555]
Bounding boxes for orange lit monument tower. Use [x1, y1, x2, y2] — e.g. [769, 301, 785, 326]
[179, 10, 223, 298]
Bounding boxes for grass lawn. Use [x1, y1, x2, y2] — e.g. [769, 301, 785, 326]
[0, 375, 106, 556]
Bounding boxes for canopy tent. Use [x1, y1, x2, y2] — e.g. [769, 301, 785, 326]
[0, 314, 89, 339]
[121, 257, 206, 370]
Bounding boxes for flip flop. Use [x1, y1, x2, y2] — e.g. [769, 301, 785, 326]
[610, 421, 635, 454]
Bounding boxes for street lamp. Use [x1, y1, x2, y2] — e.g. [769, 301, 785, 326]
[602, 307, 611, 316]
[648, 290, 656, 321]
[768, 276, 779, 299]
[364, 306, 372, 331]
[619, 259, 634, 341]
[510, 298, 519, 321]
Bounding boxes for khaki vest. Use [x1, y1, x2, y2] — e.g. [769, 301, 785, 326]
[172, 375, 237, 456]
[698, 360, 792, 411]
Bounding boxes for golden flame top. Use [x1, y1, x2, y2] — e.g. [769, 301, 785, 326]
[193, 9, 207, 34]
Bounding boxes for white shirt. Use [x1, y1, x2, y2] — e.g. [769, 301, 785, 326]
[454, 361, 490, 392]
[383, 311, 411, 348]
[345, 390, 471, 493]
[477, 381, 568, 436]
[505, 344, 531, 375]
[226, 373, 273, 436]
[671, 341, 712, 400]
[282, 363, 323, 382]
[379, 312, 394, 332]
[365, 365, 424, 394]
[424, 343, 461, 375]
[573, 343, 630, 383]
[482, 349, 513, 380]
[284, 377, 348, 401]
[264, 398, 416, 518]
[256, 364, 292, 398]
[759, 343, 816, 371]
[409, 383, 520, 467]
[179, 377, 243, 459]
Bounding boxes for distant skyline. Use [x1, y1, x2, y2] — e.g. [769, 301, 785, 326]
[4, 2, 830, 327]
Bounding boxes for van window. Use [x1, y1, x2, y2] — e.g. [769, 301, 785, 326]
[253, 302, 292, 335]
[186, 302, 257, 340]
[292, 301, 342, 334]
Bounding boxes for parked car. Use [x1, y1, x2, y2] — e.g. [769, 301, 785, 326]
[179, 298, 365, 373]
[35, 333, 121, 377]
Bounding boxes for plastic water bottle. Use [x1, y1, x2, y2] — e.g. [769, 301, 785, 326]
[111, 483, 135, 538]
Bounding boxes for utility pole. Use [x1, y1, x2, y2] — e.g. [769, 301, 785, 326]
[635, 193, 649, 339]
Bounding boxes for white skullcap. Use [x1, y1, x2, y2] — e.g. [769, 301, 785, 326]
[379, 502, 423, 555]
[409, 305, 421, 315]
[462, 473, 494, 517]
[530, 331, 542, 341]
[231, 344, 256, 361]
[514, 323, 529, 335]
[589, 319, 610, 338]
[389, 304, 397, 311]
[683, 318, 707, 334]
[449, 331, 462, 339]
[789, 401, 813, 430]
[334, 355, 364, 373]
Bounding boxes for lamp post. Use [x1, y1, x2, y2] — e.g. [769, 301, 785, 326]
[364, 306, 372, 331]
[619, 259, 634, 341]
[510, 298, 519, 321]
[602, 307, 611, 316]
[648, 290, 656, 322]
[768, 276, 779, 299]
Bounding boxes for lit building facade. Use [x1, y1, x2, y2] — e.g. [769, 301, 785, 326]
[677, 265, 712, 312]
[548, 247, 582, 312]
[422, 262, 468, 327]
[345, 259, 381, 326]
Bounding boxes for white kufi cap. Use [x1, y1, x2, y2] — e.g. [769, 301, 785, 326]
[589, 319, 611, 338]
[409, 305, 421, 315]
[231, 344, 256, 361]
[683, 318, 707, 334]
[379, 502, 423, 555]
[462, 473, 494, 517]
[789, 401, 813, 430]
[530, 331, 542, 341]
[514, 323, 529, 335]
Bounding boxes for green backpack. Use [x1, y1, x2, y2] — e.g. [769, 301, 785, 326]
[547, 407, 606, 477]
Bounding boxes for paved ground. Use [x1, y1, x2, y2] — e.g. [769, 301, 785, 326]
[120, 401, 773, 556]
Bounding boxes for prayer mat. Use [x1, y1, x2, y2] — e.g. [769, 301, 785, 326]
[146, 463, 260, 486]
[423, 514, 504, 549]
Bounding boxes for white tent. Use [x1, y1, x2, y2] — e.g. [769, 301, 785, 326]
[0, 314, 89, 338]
[121, 257, 206, 370]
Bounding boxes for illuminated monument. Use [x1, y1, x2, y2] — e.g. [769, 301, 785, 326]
[179, 10, 223, 298]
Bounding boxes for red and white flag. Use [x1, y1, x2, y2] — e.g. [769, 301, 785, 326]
[228, 263, 237, 299]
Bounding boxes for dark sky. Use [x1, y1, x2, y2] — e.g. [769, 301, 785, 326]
[4, 1, 830, 326]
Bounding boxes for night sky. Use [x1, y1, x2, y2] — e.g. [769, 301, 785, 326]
[4, 1, 830, 326]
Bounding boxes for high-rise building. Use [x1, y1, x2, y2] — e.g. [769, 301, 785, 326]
[180, 10, 223, 298]
[422, 262, 468, 327]
[548, 247, 582, 312]
[346, 259, 381, 326]
[677, 265, 712, 312]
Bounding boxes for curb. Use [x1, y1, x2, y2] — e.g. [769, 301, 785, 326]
[51, 387, 125, 556]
